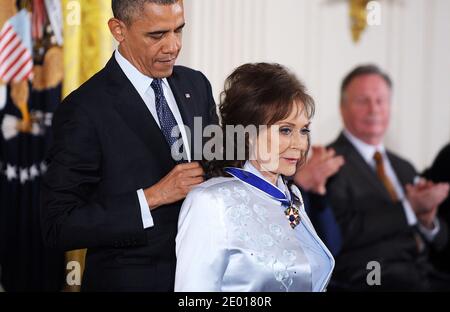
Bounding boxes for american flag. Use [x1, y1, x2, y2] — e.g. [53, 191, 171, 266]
[32, 0, 47, 42]
[0, 10, 33, 83]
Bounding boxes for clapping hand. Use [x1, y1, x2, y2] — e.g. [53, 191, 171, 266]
[406, 178, 450, 229]
[294, 145, 345, 195]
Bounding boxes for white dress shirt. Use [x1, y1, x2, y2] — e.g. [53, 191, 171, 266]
[343, 129, 439, 241]
[115, 49, 191, 229]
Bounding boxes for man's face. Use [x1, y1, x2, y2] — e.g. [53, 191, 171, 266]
[341, 74, 391, 145]
[116, 1, 185, 78]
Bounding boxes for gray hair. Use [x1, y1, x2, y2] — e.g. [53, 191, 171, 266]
[112, 0, 180, 24]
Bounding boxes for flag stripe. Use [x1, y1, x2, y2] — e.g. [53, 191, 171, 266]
[7, 54, 32, 82]
[0, 31, 17, 55]
[1, 50, 31, 81]
[0, 14, 33, 83]
[0, 36, 21, 64]
[12, 61, 33, 82]
[3, 49, 31, 80]
[0, 24, 13, 42]
[0, 47, 27, 77]
[0, 39, 23, 72]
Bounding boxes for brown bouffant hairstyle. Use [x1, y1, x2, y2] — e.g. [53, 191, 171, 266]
[204, 63, 315, 178]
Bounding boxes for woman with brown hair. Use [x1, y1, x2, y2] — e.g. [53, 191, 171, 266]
[174, 63, 334, 292]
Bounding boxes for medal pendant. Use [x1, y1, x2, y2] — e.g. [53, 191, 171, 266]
[284, 205, 301, 229]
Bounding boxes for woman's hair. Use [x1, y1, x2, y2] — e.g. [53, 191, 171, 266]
[205, 62, 315, 178]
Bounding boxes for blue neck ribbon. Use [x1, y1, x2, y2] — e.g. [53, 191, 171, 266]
[224, 167, 291, 207]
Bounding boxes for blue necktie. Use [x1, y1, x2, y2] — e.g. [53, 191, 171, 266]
[150, 79, 184, 161]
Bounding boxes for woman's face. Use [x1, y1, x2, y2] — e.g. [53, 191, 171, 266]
[250, 101, 310, 183]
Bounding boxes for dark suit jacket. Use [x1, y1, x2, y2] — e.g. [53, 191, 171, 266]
[326, 133, 448, 291]
[302, 190, 342, 256]
[40, 56, 218, 291]
[423, 143, 450, 273]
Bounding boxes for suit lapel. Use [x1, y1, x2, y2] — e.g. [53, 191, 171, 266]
[337, 134, 393, 200]
[387, 152, 411, 193]
[104, 57, 175, 169]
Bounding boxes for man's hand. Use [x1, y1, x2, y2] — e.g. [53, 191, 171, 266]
[406, 179, 450, 229]
[144, 162, 205, 210]
[294, 145, 345, 195]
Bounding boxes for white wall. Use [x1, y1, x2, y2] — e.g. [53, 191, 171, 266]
[177, 0, 450, 171]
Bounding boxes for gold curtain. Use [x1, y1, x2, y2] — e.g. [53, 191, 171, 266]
[62, 0, 113, 292]
[62, 0, 113, 97]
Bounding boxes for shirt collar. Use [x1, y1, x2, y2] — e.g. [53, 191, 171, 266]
[343, 129, 386, 164]
[115, 49, 169, 98]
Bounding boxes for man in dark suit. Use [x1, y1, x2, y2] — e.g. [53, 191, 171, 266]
[424, 143, 450, 274]
[320, 65, 450, 291]
[294, 146, 345, 256]
[40, 0, 218, 291]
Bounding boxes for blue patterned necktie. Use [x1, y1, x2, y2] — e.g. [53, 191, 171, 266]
[150, 79, 184, 161]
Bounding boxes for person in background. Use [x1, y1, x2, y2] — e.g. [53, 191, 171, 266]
[294, 146, 345, 256]
[423, 143, 450, 274]
[175, 63, 334, 292]
[311, 64, 450, 291]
